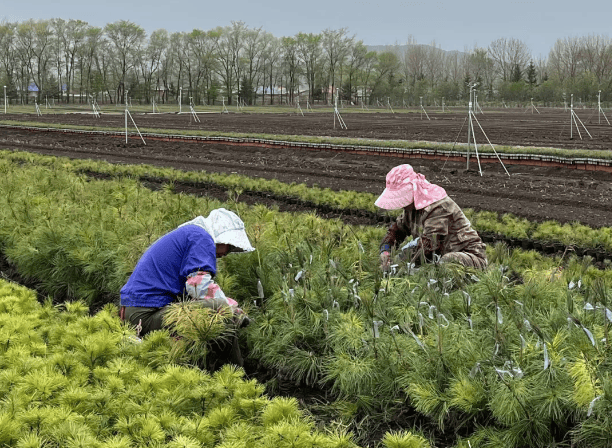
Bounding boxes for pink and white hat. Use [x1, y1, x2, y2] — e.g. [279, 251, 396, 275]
[374, 164, 447, 210]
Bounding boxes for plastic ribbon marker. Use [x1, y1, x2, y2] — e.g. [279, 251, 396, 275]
[257, 279, 264, 299]
[373, 320, 383, 338]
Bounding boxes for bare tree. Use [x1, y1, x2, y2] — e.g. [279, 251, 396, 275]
[488, 37, 531, 81]
[242, 27, 268, 105]
[344, 41, 369, 103]
[84, 27, 109, 102]
[52, 19, 88, 103]
[15, 19, 54, 103]
[259, 36, 281, 105]
[468, 47, 495, 94]
[548, 36, 583, 82]
[105, 20, 145, 103]
[296, 32, 322, 104]
[423, 40, 445, 91]
[174, 32, 199, 103]
[581, 34, 612, 84]
[157, 32, 180, 104]
[0, 22, 17, 97]
[215, 21, 246, 105]
[139, 29, 168, 104]
[402, 36, 427, 86]
[442, 50, 464, 85]
[281, 36, 300, 104]
[322, 28, 353, 103]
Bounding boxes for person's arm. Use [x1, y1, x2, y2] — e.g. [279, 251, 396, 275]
[379, 212, 411, 270]
[185, 271, 243, 314]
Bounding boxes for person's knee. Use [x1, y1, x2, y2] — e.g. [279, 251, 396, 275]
[440, 252, 487, 269]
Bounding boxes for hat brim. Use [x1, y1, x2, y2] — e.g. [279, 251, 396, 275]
[216, 229, 255, 253]
[374, 185, 414, 210]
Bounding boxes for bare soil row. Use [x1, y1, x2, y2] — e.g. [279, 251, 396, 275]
[4, 107, 612, 151]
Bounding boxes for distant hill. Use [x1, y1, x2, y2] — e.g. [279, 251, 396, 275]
[367, 44, 465, 57]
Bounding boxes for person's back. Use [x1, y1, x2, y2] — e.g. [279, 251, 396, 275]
[120, 225, 217, 308]
[403, 196, 485, 257]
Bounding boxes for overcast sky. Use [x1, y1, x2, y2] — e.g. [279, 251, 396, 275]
[4, 0, 610, 59]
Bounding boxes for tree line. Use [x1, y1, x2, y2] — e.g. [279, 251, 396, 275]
[1, 18, 611, 107]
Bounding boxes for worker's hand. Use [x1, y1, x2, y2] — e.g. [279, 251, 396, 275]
[401, 237, 420, 251]
[229, 304, 251, 327]
[238, 315, 251, 328]
[231, 307, 251, 327]
[380, 250, 391, 272]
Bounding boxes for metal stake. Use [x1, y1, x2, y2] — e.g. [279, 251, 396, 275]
[420, 97, 430, 120]
[124, 90, 146, 145]
[597, 90, 610, 125]
[333, 92, 347, 129]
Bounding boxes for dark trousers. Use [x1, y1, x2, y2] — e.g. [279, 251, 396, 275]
[123, 306, 166, 337]
[121, 305, 244, 370]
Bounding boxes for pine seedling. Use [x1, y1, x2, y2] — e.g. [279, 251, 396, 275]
[163, 299, 235, 365]
[323, 351, 379, 401]
[573, 373, 612, 447]
[488, 369, 532, 426]
[405, 379, 450, 430]
[98, 435, 134, 448]
[166, 434, 209, 448]
[15, 432, 49, 448]
[587, 278, 611, 350]
[261, 419, 320, 448]
[260, 396, 302, 427]
[0, 411, 21, 446]
[448, 374, 488, 415]
[381, 430, 430, 448]
[283, 345, 323, 387]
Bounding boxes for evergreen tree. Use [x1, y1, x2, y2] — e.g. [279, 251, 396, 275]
[238, 76, 255, 105]
[463, 74, 471, 97]
[526, 61, 537, 87]
[510, 63, 522, 83]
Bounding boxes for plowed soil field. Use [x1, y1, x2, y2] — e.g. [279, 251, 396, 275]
[5, 106, 612, 150]
[1, 109, 612, 229]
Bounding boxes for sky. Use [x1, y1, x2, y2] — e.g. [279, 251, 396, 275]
[3, 0, 611, 59]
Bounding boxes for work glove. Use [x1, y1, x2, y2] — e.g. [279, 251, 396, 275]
[401, 237, 420, 251]
[233, 307, 251, 328]
[380, 250, 391, 272]
[398, 237, 420, 262]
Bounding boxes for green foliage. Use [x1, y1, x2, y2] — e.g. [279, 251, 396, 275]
[2, 151, 612, 447]
[163, 299, 235, 364]
[3, 149, 612, 252]
[526, 61, 537, 87]
[381, 431, 430, 448]
[0, 279, 361, 448]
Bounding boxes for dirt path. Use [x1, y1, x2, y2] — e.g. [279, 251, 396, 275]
[1, 126, 611, 229]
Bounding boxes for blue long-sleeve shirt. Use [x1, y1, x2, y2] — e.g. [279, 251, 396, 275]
[120, 225, 217, 308]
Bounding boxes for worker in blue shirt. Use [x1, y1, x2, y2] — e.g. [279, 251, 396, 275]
[120, 208, 255, 366]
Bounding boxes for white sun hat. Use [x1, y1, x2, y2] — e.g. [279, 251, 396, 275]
[179, 208, 255, 253]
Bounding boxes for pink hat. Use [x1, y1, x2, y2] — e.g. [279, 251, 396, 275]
[375, 164, 447, 210]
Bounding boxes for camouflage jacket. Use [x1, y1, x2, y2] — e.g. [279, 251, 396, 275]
[381, 196, 486, 258]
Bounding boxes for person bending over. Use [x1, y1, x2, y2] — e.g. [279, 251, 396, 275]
[119, 208, 255, 366]
[376, 164, 487, 270]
